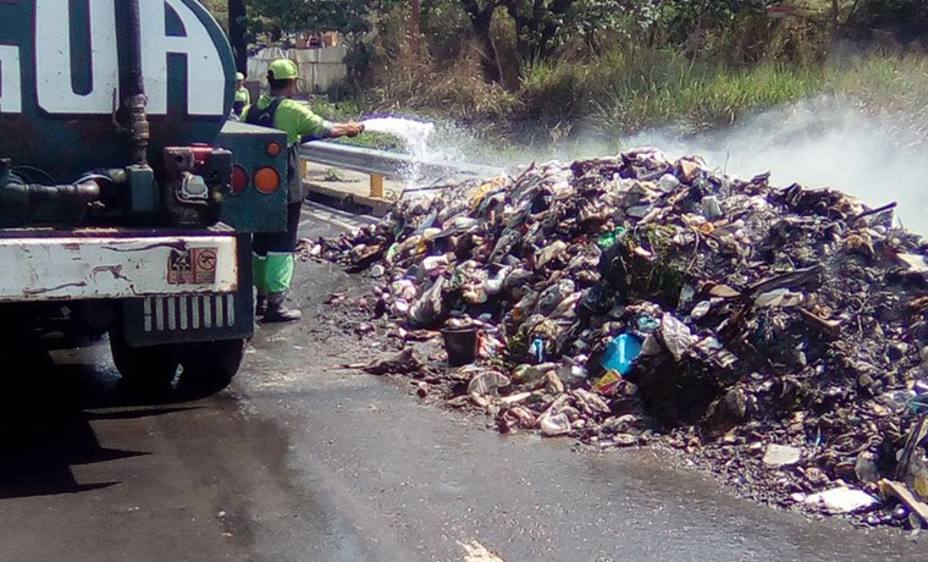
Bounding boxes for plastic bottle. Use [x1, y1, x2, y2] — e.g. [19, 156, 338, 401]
[600, 333, 643, 375]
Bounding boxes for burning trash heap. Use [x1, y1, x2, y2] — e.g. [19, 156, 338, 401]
[313, 148, 928, 525]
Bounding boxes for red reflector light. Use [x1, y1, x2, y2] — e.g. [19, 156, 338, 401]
[231, 165, 249, 193]
[266, 142, 283, 157]
[253, 167, 280, 194]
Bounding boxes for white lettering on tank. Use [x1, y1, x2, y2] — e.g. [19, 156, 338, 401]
[140, 0, 225, 116]
[0, 46, 22, 114]
[34, 0, 118, 114]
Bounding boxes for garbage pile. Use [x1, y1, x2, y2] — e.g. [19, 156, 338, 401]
[311, 148, 928, 526]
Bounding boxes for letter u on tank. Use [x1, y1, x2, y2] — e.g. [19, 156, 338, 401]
[34, 0, 119, 114]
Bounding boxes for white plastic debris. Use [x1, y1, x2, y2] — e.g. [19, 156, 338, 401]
[701, 195, 723, 220]
[763, 444, 802, 467]
[660, 313, 695, 361]
[803, 487, 879, 514]
[896, 253, 928, 274]
[539, 413, 571, 436]
[754, 289, 803, 308]
[658, 173, 681, 193]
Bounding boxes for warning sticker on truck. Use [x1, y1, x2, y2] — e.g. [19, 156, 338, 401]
[167, 247, 218, 284]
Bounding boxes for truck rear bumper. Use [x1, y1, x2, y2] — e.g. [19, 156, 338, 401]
[0, 233, 237, 302]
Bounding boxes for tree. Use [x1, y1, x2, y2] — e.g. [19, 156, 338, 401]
[458, 0, 584, 81]
[850, 0, 928, 43]
[229, 0, 247, 71]
[460, 0, 505, 83]
[409, 0, 422, 57]
[502, 0, 579, 63]
[245, 0, 373, 37]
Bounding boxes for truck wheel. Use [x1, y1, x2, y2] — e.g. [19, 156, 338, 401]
[109, 330, 180, 388]
[180, 339, 245, 392]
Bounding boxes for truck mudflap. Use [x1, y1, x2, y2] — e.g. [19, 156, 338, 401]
[120, 234, 254, 346]
[0, 231, 238, 301]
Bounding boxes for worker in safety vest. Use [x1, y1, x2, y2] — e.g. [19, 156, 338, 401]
[242, 58, 364, 322]
[232, 72, 250, 118]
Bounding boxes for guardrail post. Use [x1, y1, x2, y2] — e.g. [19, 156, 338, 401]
[300, 158, 309, 181]
[370, 174, 384, 199]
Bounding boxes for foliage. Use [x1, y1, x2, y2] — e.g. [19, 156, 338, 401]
[244, 0, 388, 36]
[850, 0, 928, 43]
[501, 0, 580, 62]
[364, 52, 520, 124]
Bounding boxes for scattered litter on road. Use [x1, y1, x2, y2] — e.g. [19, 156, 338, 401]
[348, 348, 424, 375]
[458, 540, 505, 562]
[311, 147, 928, 525]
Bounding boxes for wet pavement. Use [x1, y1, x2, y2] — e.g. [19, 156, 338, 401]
[0, 205, 924, 561]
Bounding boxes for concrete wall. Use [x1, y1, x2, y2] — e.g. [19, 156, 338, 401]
[248, 46, 348, 95]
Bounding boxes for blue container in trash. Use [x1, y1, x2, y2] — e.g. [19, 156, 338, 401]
[600, 334, 643, 375]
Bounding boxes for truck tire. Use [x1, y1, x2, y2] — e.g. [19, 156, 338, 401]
[109, 330, 180, 388]
[180, 339, 245, 392]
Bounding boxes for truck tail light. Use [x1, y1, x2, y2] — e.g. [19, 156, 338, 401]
[231, 166, 249, 193]
[253, 167, 280, 194]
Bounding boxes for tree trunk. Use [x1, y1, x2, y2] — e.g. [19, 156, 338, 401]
[409, 0, 422, 59]
[505, 0, 575, 66]
[228, 0, 247, 72]
[831, 0, 839, 31]
[463, 1, 502, 83]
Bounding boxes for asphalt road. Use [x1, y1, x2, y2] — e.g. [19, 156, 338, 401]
[0, 205, 924, 562]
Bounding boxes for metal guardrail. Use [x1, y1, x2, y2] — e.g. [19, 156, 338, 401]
[298, 141, 505, 200]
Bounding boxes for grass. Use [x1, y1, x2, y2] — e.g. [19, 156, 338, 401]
[513, 47, 928, 141]
[825, 52, 928, 117]
[520, 48, 823, 136]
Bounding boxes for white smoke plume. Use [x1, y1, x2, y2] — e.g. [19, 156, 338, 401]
[622, 97, 928, 234]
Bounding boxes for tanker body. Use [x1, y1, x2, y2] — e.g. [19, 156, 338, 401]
[0, 0, 289, 388]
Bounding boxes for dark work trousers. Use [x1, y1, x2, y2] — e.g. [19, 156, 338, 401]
[253, 202, 302, 257]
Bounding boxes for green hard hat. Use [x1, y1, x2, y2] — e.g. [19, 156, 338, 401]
[268, 59, 300, 81]
[235, 71, 245, 81]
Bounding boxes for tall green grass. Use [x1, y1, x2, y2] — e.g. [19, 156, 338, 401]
[826, 52, 928, 117]
[520, 49, 823, 135]
[515, 48, 928, 138]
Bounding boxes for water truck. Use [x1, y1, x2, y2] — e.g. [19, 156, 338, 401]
[0, 0, 288, 388]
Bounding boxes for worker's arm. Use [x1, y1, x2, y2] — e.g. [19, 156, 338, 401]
[298, 121, 364, 143]
[282, 101, 365, 143]
[326, 122, 365, 139]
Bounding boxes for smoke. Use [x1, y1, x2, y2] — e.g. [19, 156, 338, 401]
[387, 96, 928, 235]
[621, 97, 928, 234]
